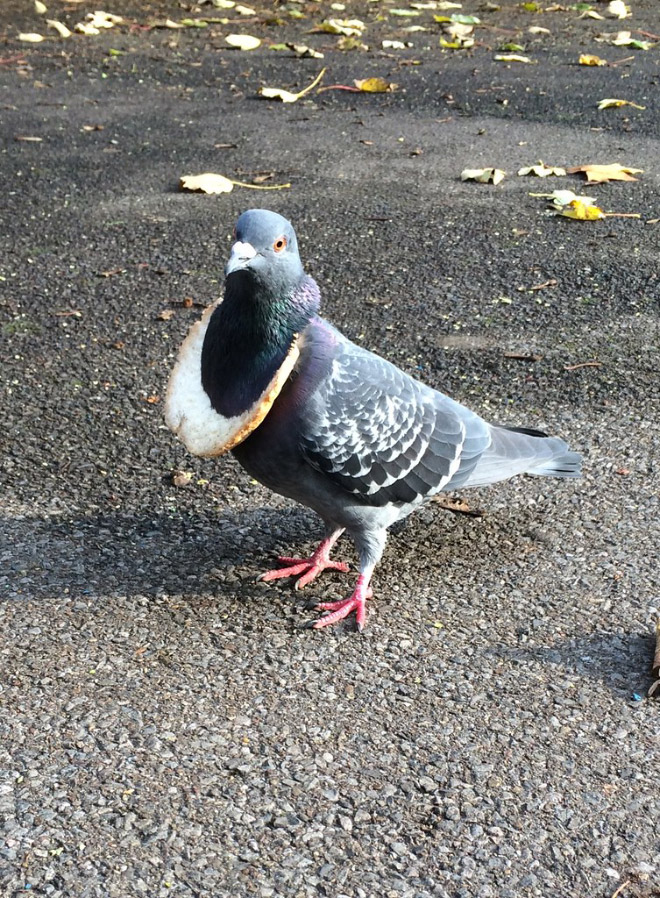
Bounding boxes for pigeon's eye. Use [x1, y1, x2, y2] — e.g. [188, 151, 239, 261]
[273, 236, 287, 253]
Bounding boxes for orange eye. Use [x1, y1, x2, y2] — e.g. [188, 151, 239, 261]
[273, 236, 287, 253]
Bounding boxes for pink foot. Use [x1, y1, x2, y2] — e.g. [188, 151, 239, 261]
[312, 574, 373, 632]
[258, 531, 349, 590]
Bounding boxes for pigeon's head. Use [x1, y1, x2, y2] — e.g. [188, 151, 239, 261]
[225, 209, 304, 291]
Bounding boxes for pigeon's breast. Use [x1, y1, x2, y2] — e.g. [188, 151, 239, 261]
[164, 298, 299, 458]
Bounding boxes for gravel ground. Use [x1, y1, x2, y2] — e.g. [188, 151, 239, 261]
[1, 1, 659, 896]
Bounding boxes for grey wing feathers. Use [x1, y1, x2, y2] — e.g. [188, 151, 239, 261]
[300, 340, 491, 505]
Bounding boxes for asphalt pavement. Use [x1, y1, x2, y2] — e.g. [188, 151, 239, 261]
[1, 1, 659, 896]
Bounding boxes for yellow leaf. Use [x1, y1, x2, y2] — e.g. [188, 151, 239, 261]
[180, 173, 234, 194]
[353, 77, 396, 93]
[579, 54, 606, 66]
[18, 32, 45, 42]
[35, 1, 47, 14]
[461, 167, 506, 185]
[560, 200, 604, 221]
[225, 34, 261, 50]
[598, 97, 645, 110]
[566, 163, 642, 183]
[259, 67, 326, 103]
[494, 54, 533, 63]
[46, 19, 72, 37]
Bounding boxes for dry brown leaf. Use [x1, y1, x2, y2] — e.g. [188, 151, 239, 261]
[157, 309, 176, 321]
[566, 163, 643, 183]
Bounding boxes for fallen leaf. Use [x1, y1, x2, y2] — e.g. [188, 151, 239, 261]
[225, 33, 261, 50]
[596, 30, 653, 49]
[495, 54, 533, 63]
[35, 0, 47, 14]
[566, 163, 642, 183]
[82, 123, 104, 131]
[580, 8, 604, 19]
[439, 37, 474, 49]
[560, 200, 605, 220]
[353, 77, 396, 92]
[390, 8, 421, 15]
[14, 135, 43, 142]
[432, 495, 484, 516]
[615, 467, 630, 475]
[382, 40, 411, 49]
[536, 189, 598, 208]
[75, 11, 123, 34]
[53, 309, 82, 317]
[179, 173, 233, 193]
[180, 172, 290, 192]
[528, 26, 550, 34]
[287, 42, 324, 58]
[518, 160, 566, 177]
[579, 53, 606, 65]
[607, 0, 630, 18]
[18, 33, 45, 42]
[145, 394, 161, 404]
[314, 18, 365, 37]
[450, 13, 480, 24]
[157, 309, 176, 321]
[461, 167, 506, 185]
[46, 19, 72, 37]
[98, 267, 126, 277]
[598, 97, 645, 110]
[259, 66, 326, 103]
[235, 4, 255, 13]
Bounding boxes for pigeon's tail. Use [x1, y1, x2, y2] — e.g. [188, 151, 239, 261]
[463, 424, 582, 488]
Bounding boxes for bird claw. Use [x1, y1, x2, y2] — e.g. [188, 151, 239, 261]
[311, 585, 373, 631]
[258, 554, 349, 589]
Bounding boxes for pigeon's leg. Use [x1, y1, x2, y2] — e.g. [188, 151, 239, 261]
[310, 530, 386, 631]
[312, 567, 374, 632]
[258, 527, 349, 590]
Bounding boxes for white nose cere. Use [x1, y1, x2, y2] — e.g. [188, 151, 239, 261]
[230, 241, 256, 263]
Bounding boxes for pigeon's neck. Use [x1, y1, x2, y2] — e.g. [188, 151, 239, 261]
[201, 274, 320, 418]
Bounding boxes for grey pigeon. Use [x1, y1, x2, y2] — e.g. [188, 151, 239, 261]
[166, 209, 581, 630]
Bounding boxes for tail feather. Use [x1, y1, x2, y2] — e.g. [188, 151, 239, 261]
[463, 424, 582, 488]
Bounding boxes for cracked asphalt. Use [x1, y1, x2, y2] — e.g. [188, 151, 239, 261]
[1, 1, 659, 896]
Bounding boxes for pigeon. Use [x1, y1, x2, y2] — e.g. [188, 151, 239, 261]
[166, 209, 581, 631]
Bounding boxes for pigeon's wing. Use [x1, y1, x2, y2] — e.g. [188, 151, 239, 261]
[299, 338, 491, 505]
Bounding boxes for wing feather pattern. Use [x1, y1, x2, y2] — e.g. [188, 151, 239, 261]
[300, 338, 491, 506]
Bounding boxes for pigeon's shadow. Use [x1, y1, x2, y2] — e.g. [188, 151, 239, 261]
[2, 506, 320, 603]
[487, 633, 656, 700]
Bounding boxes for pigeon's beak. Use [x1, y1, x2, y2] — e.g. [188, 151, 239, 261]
[225, 241, 257, 276]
